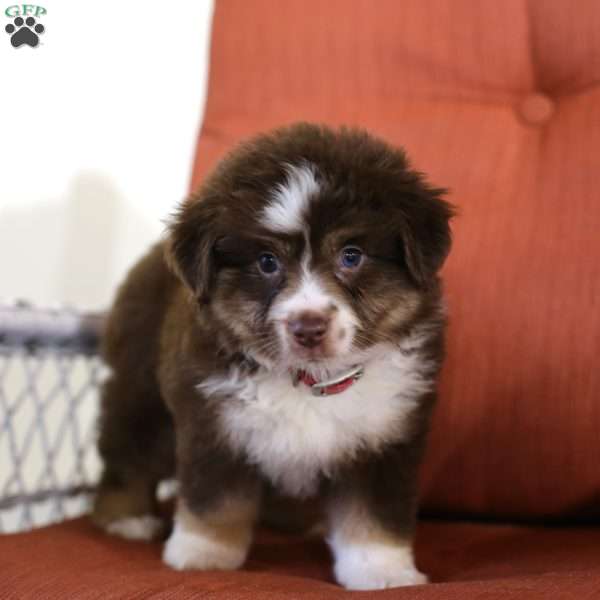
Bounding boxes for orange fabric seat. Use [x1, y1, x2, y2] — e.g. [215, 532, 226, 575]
[4, 518, 600, 599]
[191, 0, 600, 521]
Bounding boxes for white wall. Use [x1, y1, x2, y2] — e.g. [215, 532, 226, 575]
[0, 0, 214, 311]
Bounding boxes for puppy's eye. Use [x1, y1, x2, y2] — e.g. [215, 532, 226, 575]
[340, 246, 363, 269]
[258, 252, 280, 274]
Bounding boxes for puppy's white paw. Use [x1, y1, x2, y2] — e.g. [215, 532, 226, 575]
[162, 521, 248, 571]
[105, 514, 164, 541]
[333, 542, 428, 590]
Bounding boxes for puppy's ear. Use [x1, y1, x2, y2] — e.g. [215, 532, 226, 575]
[165, 198, 221, 304]
[397, 188, 455, 288]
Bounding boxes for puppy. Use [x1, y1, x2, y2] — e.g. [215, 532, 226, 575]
[92, 123, 453, 590]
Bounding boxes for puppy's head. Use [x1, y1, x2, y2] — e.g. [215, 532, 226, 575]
[167, 123, 453, 375]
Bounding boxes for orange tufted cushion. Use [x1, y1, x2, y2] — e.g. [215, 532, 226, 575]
[189, 0, 600, 520]
[5, 518, 600, 599]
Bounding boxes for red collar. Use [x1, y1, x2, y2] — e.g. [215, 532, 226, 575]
[295, 365, 364, 397]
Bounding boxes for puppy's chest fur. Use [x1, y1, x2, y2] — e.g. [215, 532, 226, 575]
[198, 344, 434, 497]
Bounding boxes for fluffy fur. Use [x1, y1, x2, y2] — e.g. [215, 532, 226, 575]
[261, 163, 320, 233]
[211, 335, 435, 498]
[92, 123, 454, 590]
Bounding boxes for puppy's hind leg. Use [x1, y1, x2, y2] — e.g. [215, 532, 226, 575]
[92, 376, 175, 541]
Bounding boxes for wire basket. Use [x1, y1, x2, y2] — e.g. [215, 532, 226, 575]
[0, 303, 106, 533]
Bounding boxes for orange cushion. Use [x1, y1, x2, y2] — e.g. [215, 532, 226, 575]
[187, 0, 600, 520]
[4, 519, 600, 598]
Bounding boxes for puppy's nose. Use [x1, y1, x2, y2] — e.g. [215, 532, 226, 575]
[287, 312, 329, 348]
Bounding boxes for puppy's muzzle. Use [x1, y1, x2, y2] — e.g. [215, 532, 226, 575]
[286, 311, 329, 348]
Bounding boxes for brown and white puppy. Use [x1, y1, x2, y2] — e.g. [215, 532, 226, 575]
[92, 123, 454, 590]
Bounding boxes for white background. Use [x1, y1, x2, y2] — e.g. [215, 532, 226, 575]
[0, 0, 214, 310]
[0, 1, 214, 533]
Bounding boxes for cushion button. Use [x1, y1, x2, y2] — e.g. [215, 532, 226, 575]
[518, 93, 555, 125]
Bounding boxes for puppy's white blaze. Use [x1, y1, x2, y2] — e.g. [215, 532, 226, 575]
[261, 163, 319, 233]
[274, 269, 333, 315]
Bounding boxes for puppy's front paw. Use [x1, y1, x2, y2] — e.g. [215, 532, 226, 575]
[333, 543, 428, 590]
[162, 521, 248, 571]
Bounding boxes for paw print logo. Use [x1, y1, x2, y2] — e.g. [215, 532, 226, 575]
[5, 16, 45, 48]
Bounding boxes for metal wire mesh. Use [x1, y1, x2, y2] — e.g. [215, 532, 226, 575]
[0, 303, 106, 533]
